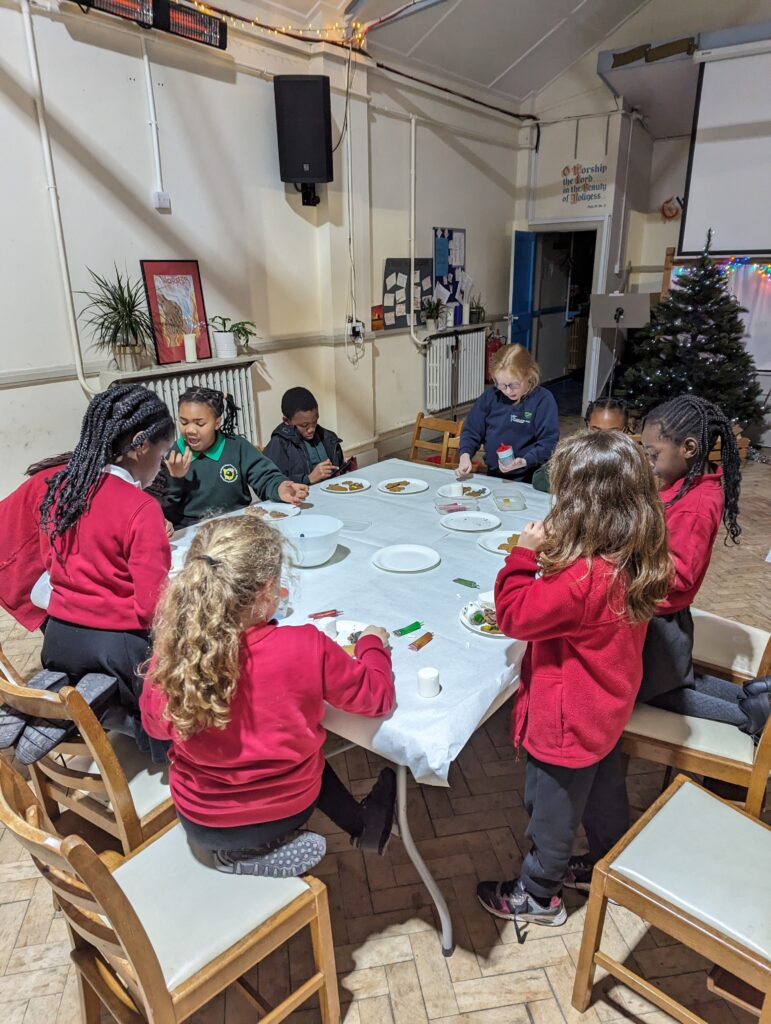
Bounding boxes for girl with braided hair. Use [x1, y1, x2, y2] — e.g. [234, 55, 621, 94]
[164, 386, 307, 528]
[39, 384, 175, 759]
[634, 395, 769, 736]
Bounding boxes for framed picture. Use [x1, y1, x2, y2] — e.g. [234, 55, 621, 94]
[140, 259, 211, 364]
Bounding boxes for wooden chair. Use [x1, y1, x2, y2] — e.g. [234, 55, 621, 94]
[622, 609, 771, 817]
[572, 775, 771, 1022]
[0, 758, 340, 1024]
[0, 643, 175, 853]
[408, 412, 465, 467]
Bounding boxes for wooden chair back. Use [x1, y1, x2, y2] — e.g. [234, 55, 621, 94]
[0, 757, 174, 1021]
[408, 412, 464, 467]
[0, 643, 173, 853]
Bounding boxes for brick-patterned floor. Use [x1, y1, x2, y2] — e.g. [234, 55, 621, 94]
[0, 456, 768, 1024]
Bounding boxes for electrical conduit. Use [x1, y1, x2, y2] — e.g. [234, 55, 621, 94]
[141, 37, 164, 195]
[20, 0, 95, 398]
[409, 115, 427, 351]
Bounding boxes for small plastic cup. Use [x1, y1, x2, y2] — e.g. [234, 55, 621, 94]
[417, 667, 441, 699]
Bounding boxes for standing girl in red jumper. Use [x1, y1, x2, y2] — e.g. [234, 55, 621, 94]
[477, 431, 671, 929]
[141, 515, 397, 877]
[40, 385, 175, 759]
[636, 395, 769, 736]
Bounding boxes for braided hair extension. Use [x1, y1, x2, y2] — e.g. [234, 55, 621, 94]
[644, 395, 741, 543]
[25, 453, 73, 477]
[40, 384, 174, 544]
[178, 386, 240, 437]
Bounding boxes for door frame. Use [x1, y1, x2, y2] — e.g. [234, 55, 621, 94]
[508, 214, 612, 412]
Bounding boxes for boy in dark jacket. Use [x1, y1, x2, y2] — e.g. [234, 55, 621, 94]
[264, 388, 347, 485]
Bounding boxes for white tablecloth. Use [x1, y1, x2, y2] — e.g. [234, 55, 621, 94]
[170, 459, 552, 786]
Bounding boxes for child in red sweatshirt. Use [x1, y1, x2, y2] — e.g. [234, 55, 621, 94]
[39, 385, 175, 759]
[636, 395, 769, 739]
[476, 430, 671, 930]
[0, 455, 69, 631]
[141, 514, 397, 877]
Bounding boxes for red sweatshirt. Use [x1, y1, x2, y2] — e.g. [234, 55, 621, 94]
[495, 548, 647, 768]
[140, 624, 395, 826]
[657, 471, 723, 615]
[0, 469, 63, 631]
[45, 474, 170, 631]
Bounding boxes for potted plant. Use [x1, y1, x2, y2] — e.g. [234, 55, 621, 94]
[470, 295, 486, 325]
[79, 266, 154, 371]
[208, 316, 259, 357]
[421, 297, 442, 334]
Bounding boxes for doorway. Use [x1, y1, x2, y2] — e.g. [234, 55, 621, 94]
[510, 230, 596, 382]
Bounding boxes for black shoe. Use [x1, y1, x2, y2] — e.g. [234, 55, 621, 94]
[738, 675, 770, 741]
[353, 767, 396, 855]
[563, 856, 594, 893]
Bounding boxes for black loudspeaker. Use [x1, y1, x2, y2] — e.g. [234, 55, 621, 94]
[274, 75, 333, 202]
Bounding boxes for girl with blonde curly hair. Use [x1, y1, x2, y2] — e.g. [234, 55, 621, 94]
[140, 515, 396, 877]
[477, 430, 672, 930]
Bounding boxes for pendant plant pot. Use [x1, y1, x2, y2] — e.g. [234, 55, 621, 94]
[426, 318, 437, 334]
[113, 345, 142, 372]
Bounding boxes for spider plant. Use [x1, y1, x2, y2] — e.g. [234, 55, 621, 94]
[79, 266, 154, 354]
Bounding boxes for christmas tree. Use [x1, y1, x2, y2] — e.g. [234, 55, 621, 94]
[620, 232, 763, 423]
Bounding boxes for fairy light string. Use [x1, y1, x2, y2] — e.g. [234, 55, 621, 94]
[190, 1, 365, 45]
[674, 257, 771, 284]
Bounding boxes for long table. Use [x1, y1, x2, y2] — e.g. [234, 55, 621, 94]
[171, 458, 552, 953]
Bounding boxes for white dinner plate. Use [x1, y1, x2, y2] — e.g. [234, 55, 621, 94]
[459, 602, 508, 639]
[440, 511, 501, 532]
[478, 530, 520, 555]
[320, 477, 371, 493]
[436, 483, 491, 500]
[377, 477, 429, 495]
[371, 544, 440, 573]
[245, 502, 300, 520]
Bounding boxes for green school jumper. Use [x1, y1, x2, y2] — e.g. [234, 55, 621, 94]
[165, 433, 288, 527]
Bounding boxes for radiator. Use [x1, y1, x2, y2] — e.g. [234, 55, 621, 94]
[101, 359, 259, 444]
[425, 329, 485, 412]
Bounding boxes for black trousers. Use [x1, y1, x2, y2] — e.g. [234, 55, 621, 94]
[40, 617, 168, 763]
[178, 762, 364, 851]
[520, 742, 629, 900]
[637, 609, 695, 703]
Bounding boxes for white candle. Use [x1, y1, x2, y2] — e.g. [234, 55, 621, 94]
[183, 333, 198, 363]
[417, 667, 441, 698]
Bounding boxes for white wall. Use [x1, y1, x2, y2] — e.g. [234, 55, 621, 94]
[0, 6, 521, 496]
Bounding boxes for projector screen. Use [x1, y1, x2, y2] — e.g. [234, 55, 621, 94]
[680, 52, 771, 255]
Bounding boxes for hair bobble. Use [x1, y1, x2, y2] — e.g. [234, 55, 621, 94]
[196, 554, 221, 567]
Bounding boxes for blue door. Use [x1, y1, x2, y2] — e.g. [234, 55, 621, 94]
[510, 231, 537, 349]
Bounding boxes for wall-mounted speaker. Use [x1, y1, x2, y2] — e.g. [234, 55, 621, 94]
[274, 75, 333, 204]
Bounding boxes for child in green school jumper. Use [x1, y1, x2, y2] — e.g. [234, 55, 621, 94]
[164, 387, 308, 528]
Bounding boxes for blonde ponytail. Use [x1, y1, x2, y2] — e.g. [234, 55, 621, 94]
[150, 516, 283, 739]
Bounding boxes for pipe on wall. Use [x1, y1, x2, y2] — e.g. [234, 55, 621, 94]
[20, 0, 95, 398]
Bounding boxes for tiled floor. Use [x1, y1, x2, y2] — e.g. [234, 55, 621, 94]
[0, 457, 768, 1024]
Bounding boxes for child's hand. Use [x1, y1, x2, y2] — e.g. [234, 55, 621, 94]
[359, 625, 390, 648]
[455, 454, 473, 479]
[508, 458, 527, 472]
[309, 460, 335, 484]
[164, 519, 175, 538]
[518, 520, 547, 552]
[165, 446, 192, 478]
[278, 481, 309, 505]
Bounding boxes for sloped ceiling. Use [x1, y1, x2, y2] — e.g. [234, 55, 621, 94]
[248, 0, 650, 105]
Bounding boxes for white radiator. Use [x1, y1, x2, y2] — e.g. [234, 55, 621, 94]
[425, 329, 485, 412]
[100, 359, 259, 444]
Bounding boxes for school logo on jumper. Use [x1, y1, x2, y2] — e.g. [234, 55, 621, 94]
[220, 464, 238, 483]
[524, 411, 533, 421]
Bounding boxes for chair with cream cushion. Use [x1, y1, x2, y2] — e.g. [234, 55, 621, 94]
[0, 758, 340, 1024]
[622, 610, 771, 816]
[0, 642, 175, 853]
[572, 775, 771, 1022]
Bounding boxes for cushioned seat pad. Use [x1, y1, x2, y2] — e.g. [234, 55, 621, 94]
[112, 824, 308, 990]
[613, 783, 771, 958]
[67, 732, 171, 820]
[625, 705, 755, 765]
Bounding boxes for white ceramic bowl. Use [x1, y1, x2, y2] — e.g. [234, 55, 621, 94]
[278, 514, 343, 567]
